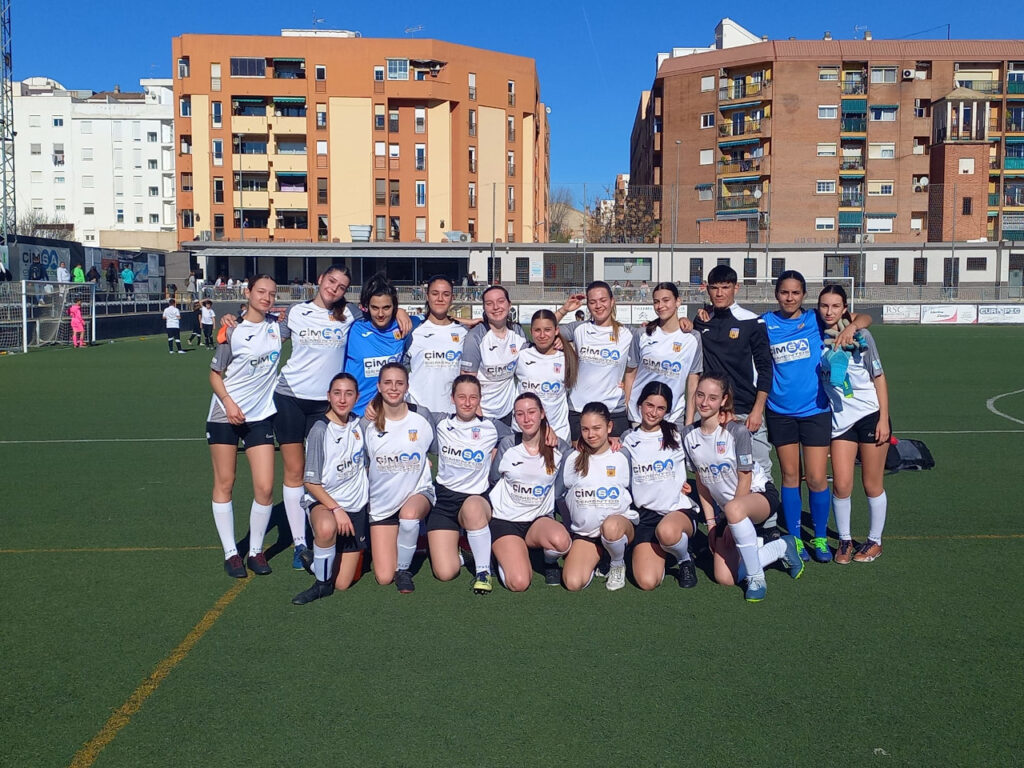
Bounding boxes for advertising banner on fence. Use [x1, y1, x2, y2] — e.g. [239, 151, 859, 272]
[977, 305, 1024, 324]
[921, 304, 978, 324]
[883, 305, 921, 324]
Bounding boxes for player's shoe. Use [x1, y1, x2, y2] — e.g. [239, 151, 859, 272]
[395, 569, 415, 594]
[224, 554, 247, 579]
[291, 580, 334, 605]
[246, 552, 272, 575]
[853, 540, 883, 563]
[677, 559, 698, 588]
[606, 564, 627, 591]
[471, 571, 493, 595]
[795, 538, 811, 562]
[780, 535, 806, 579]
[544, 563, 562, 586]
[835, 539, 855, 565]
[177, 349, 186, 354]
[811, 537, 833, 563]
[744, 573, 767, 602]
[292, 544, 312, 572]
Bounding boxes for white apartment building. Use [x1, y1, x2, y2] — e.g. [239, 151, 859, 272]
[14, 77, 176, 245]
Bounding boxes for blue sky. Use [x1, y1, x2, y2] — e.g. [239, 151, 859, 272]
[17, 2, 1024, 203]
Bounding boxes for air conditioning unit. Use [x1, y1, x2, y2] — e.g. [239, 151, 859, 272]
[914, 185, 924, 193]
[855, 233, 875, 243]
[902, 69, 916, 80]
[459, 233, 470, 242]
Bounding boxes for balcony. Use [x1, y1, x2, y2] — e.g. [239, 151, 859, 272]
[990, 193, 1001, 206]
[841, 80, 866, 95]
[841, 118, 868, 133]
[838, 229, 860, 244]
[719, 80, 770, 102]
[1005, 188, 1024, 207]
[507, 163, 516, 177]
[1007, 157, 1024, 170]
[839, 192, 864, 207]
[955, 79, 1001, 94]
[232, 115, 269, 133]
[270, 153, 308, 173]
[468, 194, 476, 209]
[272, 191, 308, 209]
[236, 154, 269, 172]
[468, 86, 477, 100]
[233, 191, 269, 209]
[717, 184, 763, 211]
[508, 127, 516, 142]
[272, 116, 307, 134]
[508, 93, 516, 106]
[1008, 119, 1024, 133]
[718, 118, 765, 138]
[52, 154, 65, 166]
[839, 158, 865, 172]
[1009, 80, 1024, 94]
[718, 156, 768, 175]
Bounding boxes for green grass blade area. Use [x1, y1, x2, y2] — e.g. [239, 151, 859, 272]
[1, 329, 1023, 767]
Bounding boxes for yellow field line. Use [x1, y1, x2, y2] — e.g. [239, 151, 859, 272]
[0, 546, 221, 554]
[67, 578, 250, 768]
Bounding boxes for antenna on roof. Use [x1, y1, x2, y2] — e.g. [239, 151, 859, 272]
[405, 25, 423, 36]
[853, 24, 869, 38]
[312, 11, 326, 27]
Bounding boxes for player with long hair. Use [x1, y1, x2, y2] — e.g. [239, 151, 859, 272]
[514, 309, 578, 441]
[460, 285, 527, 423]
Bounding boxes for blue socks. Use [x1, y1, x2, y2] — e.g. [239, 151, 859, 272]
[781, 485, 802, 538]
[810, 488, 831, 539]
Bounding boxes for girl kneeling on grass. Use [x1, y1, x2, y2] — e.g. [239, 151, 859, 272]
[561, 402, 638, 592]
[292, 373, 369, 605]
[207, 275, 280, 579]
[681, 373, 805, 602]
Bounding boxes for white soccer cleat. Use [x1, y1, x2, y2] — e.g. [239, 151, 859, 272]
[606, 564, 626, 591]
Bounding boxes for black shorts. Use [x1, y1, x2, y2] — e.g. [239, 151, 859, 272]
[568, 409, 631, 441]
[707, 482, 781, 529]
[633, 506, 700, 545]
[206, 418, 276, 448]
[765, 407, 831, 448]
[490, 517, 535, 541]
[427, 485, 474, 532]
[369, 512, 400, 527]
[834, 411, 889, 444]
[304, 502, 369, 552]
[273, 392, 328, 444]
[166, 327, 180, 339]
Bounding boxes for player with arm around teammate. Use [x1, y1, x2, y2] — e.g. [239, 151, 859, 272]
[460, 285, 527, 424]
[206, 275, 281, 579]
[681, 373, 804, 602]
[406, 275, 471, 413]
[513, 309, 578, 441]
[362, 363, 435, 594]
[291, 373, 370, 605]
[620, 382, 700, 591]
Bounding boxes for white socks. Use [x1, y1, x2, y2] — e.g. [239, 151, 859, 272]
[729, 517, 763, 580]
[248, 501, 273, 556]
[282, 485, 307, 547]
[867, 492, 887, 544]
[543, 548, 567, 563]
[601, 534, 628, 567]
[466, 527, 492, 574]
[662, 531, 691, 564]
[312, 543, 335, 583]
[758, 538, 787, 568]
[212, 501, 237, 558]
[397, 518, 419, 571]
[833, 495, 853, 541]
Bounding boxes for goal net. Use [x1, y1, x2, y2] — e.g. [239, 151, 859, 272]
[0, 282, 96, 353]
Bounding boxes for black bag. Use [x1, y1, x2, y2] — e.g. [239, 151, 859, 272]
[885, 438, 935, 473]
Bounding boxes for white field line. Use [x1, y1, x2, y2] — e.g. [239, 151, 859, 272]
[986, 388, 1024, 426]
[0, 437, 204, 445]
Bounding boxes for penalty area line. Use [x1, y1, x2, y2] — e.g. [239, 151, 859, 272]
[67, 578, 250, 768]
[985, 388, 1024, 426]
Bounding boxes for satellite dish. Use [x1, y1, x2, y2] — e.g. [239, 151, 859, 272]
[545, 106, 552, 114]
[919, 177, 929, 187]
[753, 188, 763, 199]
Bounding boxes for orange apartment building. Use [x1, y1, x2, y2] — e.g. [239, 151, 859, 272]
[630, 23, 1024, 248]
[172, 30, 549, 247]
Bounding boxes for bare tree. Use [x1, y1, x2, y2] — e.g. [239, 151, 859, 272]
[583, 184, 661, 244]
[547, 186, 576, 242]
[17, 211, 74, 240]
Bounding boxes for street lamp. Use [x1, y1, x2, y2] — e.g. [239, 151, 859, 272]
[671, 139, 681, 283]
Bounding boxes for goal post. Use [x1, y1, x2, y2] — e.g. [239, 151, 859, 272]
[0, 281, 97, 353]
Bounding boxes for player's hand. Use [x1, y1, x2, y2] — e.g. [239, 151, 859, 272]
[364, 401, 378, 421]
[225, 399, 245, 425]
[334, 508, 354, 537]
[744, 410, 763, 433]
[696, 307, 711, 323]
[395, 308, 413, 338]
[609, 436, 622, 452]
[875, 419, 891, 446]
[679, 316, 694, 332]
[553, 334, 564, 352]
[543, 424, 559, 447]
[561, 294, 584, 315]
[220, 313, 238, 329]
[455, 316, 484, 328]
[833, 323, 858, 350]
[681, 481, 692, 495]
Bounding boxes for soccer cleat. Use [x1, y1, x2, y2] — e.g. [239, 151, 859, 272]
[471, 571, 493, 595]
[835, 539, 855, 565]
[780, 535, 806, 579]
[246, 552, 272, 575]
[291, 580, 335, 605]
[606, 564, 627, 591]
[744, 573, 767, 602]
[677, 560, 698, 589]
[544, 563, 563, 586]
[395, 569, 415, 594]
[292, 544, 311, 572]
[168, 350, 174, 355]
[177, 349, 187, 354]
[853, 540, 883, 563]
[811, 537, 833, 563]
[795, 538, 811, 562]
[224, 554, 247, 579]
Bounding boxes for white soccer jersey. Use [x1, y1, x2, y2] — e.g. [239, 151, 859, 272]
[208, 319, 282, 423]
[303, 418, 369, 513]
[201, 307, 216, 325]
[825, 329, 884, 437]
[680, 421, 769, 510]
[363, 410, 435, 521]
[488, 437, 570, 523]
[461, 323, 527, 418]
[561, 321, 637, 413]
[163, 306, 181, 329]
[424, 411, 510, 494]
[276, 301, 358, 400]
[406, 318, 468, 412]
[561, 448, 637, 538]
[514, 346, 570, 440]
[626, 327, 703, 424]
[619, 428, 695, 514]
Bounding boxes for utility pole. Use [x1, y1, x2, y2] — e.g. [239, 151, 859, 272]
[672, 140, 681, 284]
[0, 0, 16, 247]
[490, 181, 496, 283]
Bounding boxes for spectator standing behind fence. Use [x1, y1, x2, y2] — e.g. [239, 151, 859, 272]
[28, 255, 47, 281]
[72, 264, 85, 283]
[187, 272, 197, 297]
[121, 265, 135, 296]
[86, 266, 100, 284]
[105, 263, 117, 291]
[56, 261, 70, 283]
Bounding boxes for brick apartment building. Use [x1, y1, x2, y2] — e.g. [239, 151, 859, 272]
[630, 20, 1024, 250]
[172, 30, 549, 247]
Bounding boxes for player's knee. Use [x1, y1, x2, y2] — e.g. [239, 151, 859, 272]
[723, 501, 744, 523]
[505, 572, 531, 592]
[600, 515, 626, 539]
[635, 571, 661, 591]
[432, 564, 460, 582]
[312, 517, 336, 543]
[563, 572, 589, 592]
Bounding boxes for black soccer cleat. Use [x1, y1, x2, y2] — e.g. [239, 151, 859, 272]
[677, 560, 698, 589]
[224, 554, 247, 579]
[246, 552, 272, 575]
[395, 569, 415, 594]
[544, 563, 563, 586]
[291, 580, 335, 605]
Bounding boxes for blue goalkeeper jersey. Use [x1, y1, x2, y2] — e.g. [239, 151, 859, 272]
[763, 308, 829, 418]
[344, 316, 420, 416]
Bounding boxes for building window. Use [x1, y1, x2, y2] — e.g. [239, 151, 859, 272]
[913, 257, 927, 285]
[80, 120, 92, 134]
[870, 67, 897, 83]
[82, 204, 94, 215]
[415, 107, 426, 134]
[910, 214, 924, 231]
[697, 187, 713, 201]
[316, 140, 327, 156]
[468, 72, 477, 100]
[389, 180, 400, 206]
[507, 220, 515, 243]
[468, 146, 477, 173]
[701, 75, 715, 92]
[212, 139, 223, 165]
[816, 180, 836, 194]
[375, 214, 387, 241]
[507, 115, 515, 141]
[316, 105, 327, 128]
[699, 149, 713, 165]
[468, 109, 477, 136]
[180, 97, 191, 117]
[375, 178, 386, 206]
[416, 180, 426, 207]
[387, 59, 409, 80]
[818, 67, 839, 81]
[415, 216, 427, 242]
[212, 101, 222, 128]
[230, 57, 266, 77]
[468, 219, 476, 238]
[962, 197, 973, 216]
[866, 216, 894, 233]
[743, 257, 757, 279]
[507, 150, 515, 177]
[818, 105, 838, 119]
[30, 143, 41, 155]
[507, 185, 515, 212]
[867, 180, 894, 196]
[966, 257, 986, 271]
[317, 177, 328, 205]
[374, 65, 385, 82]
[817, 143, 837, 157]
[870, 106, 897, 122]
[700, 113, 715, 129]
[914, 99, 930, 119]
[178, 57, 190, 78]
[81, 175, 94, 188]
[149, 213, 160, 224]
[147, 159, 158, 169]
[388, 109, 399, 132]
[415, 144, 426, 171]
[507, 80, 516, 106]
[689, 258, 704, 284]
[468, 182, 476, 208]
[390, 216, 400, 240]
[53, 116, 65, 127]
[54, 175, 65, 184]
[149, 186, 160, 197]
[815, 217, 835, 230]
[771, 258, 786, 278]
[213, 178, 224, 203]
[116, 208, 124, 223]
[181, 172, 193, 191]
[374, 104, 386, 131]
[315, 65, 326, 81]
[388, 143, 399, 158]
[884, 258, 899, 285]
[868, 142, 895, 159]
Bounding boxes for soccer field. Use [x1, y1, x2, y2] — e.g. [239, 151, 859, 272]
[2, 326, 1023, 767]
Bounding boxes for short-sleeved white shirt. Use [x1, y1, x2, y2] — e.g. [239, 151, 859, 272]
[561, 448, 637, 537]
[363, 410, 436, 521]
[406, 318, 468, 413]
[626, 327, 703, 424]
[208, 319, 281, 423]
[303, 418, 369, 513]
[276, 301, 358, 400]
[560, 321, 637, 413]
[514, 346, 570, 440]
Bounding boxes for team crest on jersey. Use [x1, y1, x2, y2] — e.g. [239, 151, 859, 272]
[510, 343, 517, 353]
[408, 430, 418, 441]
[729, 328, 739, 339]
[354, 429, 361, 441]
[451, 333, 460, 343]
[393, 330, 402, 339]
[553, 363, 562, 374]
[672, 342, 682, 353]
[471, 427, 481, 440]
[716, 440, 727, 455]
[606, 466, 616, 477]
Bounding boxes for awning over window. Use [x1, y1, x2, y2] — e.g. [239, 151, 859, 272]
[695, 183, 713, 190]
[838, 212, 862, 226]
[275, 171, 307, 177]
[867, 212, 897, 218]
[233, 96, 265, 103]
[870, 104, 899, 109]
[843, 99, 867, 113]
[273, 96, 306, 104]
[718, 138, 761, 148]
[273, 57, 305, 63]
[723, 175, 761, 182]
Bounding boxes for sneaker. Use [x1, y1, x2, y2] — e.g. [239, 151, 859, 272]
[246, 552, 272, 575]
[744, 573, 767, 602]
[544, 563, 562, 586]
[811, 537, 833, 563]
[292, 544, 311, 572]
[224, 554, 247, 579]
[677, 559, 698, 589]
[835, 539, 855, 565]
[395, 569, 415, 594]
[168, 351, 174, 355]
[795, 538, 811, 562]
[853, 540, 883, 563]
[606, 564, 627, 591]
[471, 571, 493, 595]
[780, 535, 806, 579]
[177, 350, 187, 354]
[291, 580, 334, 605]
